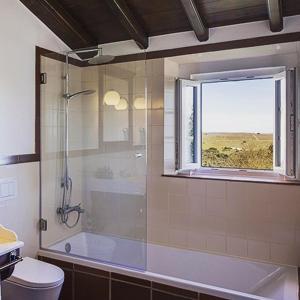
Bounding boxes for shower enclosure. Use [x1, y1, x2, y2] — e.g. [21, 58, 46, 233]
[39, 48, 147, 269]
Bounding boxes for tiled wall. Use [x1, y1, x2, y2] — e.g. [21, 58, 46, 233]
[147, 58, 300, 266]
[40, 55, 300, 266]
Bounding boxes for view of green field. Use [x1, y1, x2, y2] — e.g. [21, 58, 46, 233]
[201, 133, 273, 170]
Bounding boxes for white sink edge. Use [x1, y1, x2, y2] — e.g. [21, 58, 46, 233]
[0, 241, 24, 256]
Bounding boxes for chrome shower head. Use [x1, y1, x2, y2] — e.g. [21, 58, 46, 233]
[88, 48, 115, 65]
[63, 90, 95, 100]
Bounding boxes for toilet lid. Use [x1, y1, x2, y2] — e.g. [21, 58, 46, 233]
[7, 257, 64, 288]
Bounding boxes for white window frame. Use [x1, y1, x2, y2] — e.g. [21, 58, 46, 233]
[175, 67, 297, 179]
[176, 79, 200, 170]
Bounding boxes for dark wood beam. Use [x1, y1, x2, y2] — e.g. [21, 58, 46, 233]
[180, 0, 208, 42]
[104, 0, 148, 49]
[19, 0, 97, 48]
[266, 0, 283, 32]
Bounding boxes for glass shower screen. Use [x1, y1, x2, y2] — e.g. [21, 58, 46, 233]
[40, 50, 147, 270]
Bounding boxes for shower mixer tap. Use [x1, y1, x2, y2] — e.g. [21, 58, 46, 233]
[57, 203, 85, 215]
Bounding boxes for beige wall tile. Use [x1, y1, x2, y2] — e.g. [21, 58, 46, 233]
[270, 223, 295, 245]
[206, 196, 227, 218]
[187, 231, 207, 251]
[247, 240, 270, 261]
[169, 228, 188, 248]
[167, 177, 187, 195]
[226, 182, 248, 219]
[270, 243, 299, 265]
[227, 237, 247, 257]
[206, 234, 227, 253]
[188, 194, 205, 216]
[187, 179, 206, 196]
[207, 180, 226, 198]
[145, 58, 300, 266]
[269, 185, 299, 224]
[227, 218, 248, 238]
[246, 220, 271, 242]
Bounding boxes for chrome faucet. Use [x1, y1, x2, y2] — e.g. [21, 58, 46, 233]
[57, 203, 85, 215]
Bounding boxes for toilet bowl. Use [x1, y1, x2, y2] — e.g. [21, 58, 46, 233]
[2, 257, 64, 300]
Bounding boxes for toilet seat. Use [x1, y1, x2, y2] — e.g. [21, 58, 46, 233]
[6, 257, 64, 289]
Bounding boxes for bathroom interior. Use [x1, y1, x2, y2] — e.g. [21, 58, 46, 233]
[1, 1, 300, 300]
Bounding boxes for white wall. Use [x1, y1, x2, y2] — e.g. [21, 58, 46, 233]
[0, 0, 69, 257]
[178, 46, 299, 78]
[0, 0, 69, 155]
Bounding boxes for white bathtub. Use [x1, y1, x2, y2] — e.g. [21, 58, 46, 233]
[40, 232, 298, 300]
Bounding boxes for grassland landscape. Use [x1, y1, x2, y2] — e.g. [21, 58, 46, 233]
[202, 133, 273, 170]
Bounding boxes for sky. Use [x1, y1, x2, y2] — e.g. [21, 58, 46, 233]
[201, 78, 275, 134]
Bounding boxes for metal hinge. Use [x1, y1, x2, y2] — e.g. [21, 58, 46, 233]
[39, 218, 48, 231]
[40, 73, 47, 84]
[290, 114, 295, 132]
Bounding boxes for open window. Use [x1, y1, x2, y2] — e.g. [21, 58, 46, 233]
[175, 67, 297, 179]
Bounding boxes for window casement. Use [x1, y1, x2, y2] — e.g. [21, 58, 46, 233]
[175, 67, 297, 179]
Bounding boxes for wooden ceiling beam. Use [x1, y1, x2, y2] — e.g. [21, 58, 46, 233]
[266, 0, 283, 32]
[19, 0, 97, 48]
[104, 0, 149, 49]
[180, 0, 208, 42]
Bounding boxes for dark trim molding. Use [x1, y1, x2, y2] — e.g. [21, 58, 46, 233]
[145, 31, 300, 59]
[0, 154, 40, 166]
[35, 47, 41, 156]
[36, 46, 83, 66]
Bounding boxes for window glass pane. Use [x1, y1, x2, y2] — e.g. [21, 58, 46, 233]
[183, 86, 196, 164]
[201, 79, 274, 170]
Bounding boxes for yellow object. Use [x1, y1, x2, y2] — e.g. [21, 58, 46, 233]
[0, 225, 18, 243]
[104, 90, 121, 106]
[134, 97, 146, 109]
[115, 97, 128, 110]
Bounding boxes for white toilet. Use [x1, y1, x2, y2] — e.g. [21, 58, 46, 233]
[2, 257, 64, 300]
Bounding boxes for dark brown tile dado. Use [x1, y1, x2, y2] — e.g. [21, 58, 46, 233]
[111, 279, 151, 300]
[74, 264, 109, 278]
[152, 290, 195, 300]
[152, 282, 198, 299]
[111, 272, 151, 287]
[59, 269, 73, 300]
[38, 256, 73, 270]
[74, 271, 109, 300]
[199, 294, 229, 300]
[38, 256, 228, 300]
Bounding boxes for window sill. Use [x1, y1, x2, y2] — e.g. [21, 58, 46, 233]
[163, 170, 300, 185]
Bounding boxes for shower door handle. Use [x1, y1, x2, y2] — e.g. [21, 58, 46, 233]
[135, 153, 144, 158]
